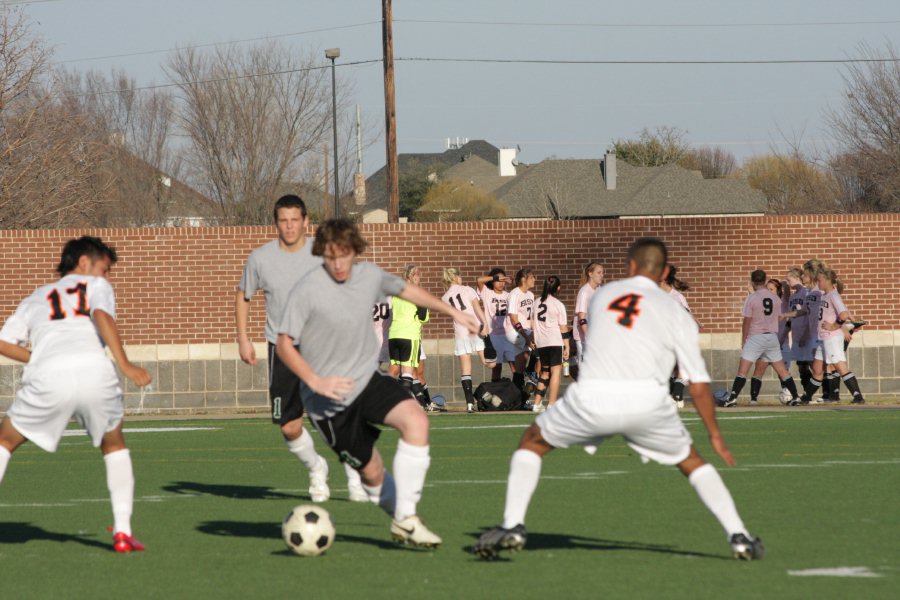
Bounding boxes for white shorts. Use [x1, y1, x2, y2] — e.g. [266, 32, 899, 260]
[792, 338, 815, 363]
[536, 380, 693, 466]
[454, 335, 485, 356]
[814, 336, 847, 365]
[490, 334, 519, 364]
[741, 333, 783, 363]
[7, 358, 124, 453]
[504, 328, 530, 354]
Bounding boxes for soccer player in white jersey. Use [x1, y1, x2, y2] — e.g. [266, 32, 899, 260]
[798, 268, 865, 404]
[720, 270, 799, 407]
[505, 268, 537, 393]
[441, 268, 492, 413]
[0, 237, 152, 553]
[659, 265, 699, 408]
[572, 262, 604, 379]
[236, 195, 365, 503]
[276, 219, 479, 547]
[474, 238, 763, 561]
[477, 269, 516, 382]
[746, 279, 789, 405]
[530, 276, 570, 413]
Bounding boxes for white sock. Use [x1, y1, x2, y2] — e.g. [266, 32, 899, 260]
[392, 439, 430, 521]
[285, 428, 322, 472]
[362, 471, 396, 516]
[502, 449, 542, 529]
[689, 463, 748, 538]
[0, 446, 11, 484]
[104, 449, 134, 536]
[344, 461, 363, 488]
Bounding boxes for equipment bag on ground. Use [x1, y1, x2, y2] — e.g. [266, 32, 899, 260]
[475, 378, 523, 411]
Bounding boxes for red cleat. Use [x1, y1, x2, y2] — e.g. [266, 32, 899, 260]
[113, 531, 145, 553]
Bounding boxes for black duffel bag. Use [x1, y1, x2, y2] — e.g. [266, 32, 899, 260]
[474, 378, 523, 411]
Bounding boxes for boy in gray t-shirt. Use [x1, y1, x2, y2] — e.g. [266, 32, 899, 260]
[235, 195, 367, 504]
[277, 219, 479, 549]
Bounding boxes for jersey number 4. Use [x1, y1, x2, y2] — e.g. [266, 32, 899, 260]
[608, 293, 642, 328]
[47, 282, 90, 320]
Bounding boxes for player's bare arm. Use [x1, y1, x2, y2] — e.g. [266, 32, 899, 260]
[275, 333, 353, 401]
[0, 340, 31, 363]
[234, 290, 257, 365]
[689, 382, 736, 467]
[398, 284, 480, 335]
[92, 309, 151, 387]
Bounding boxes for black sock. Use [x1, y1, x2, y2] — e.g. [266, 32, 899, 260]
[730, 376, 746, 399]
[512, 372, 525, 390]
[842, 372, 863, 400]
[461, 376, 475, 405]
[781, 376, 799, 399]
[671, 379, 685, 402]
[798, 362, 812, 389]
[828, 372, 841, 400]
[525, 353, 538, 374]
[750, 377, 762, 401]
[821, 374, 833, 399]
[803, 378, 822, 400]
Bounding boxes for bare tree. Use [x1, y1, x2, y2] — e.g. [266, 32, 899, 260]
[826, 42, 900, 212]
[742, 154, 841, 214]
[166, 42, 337, 224]
[613, 126, 690, 167]
[416, 180, 507, 221]
[679, 146, 737, 179]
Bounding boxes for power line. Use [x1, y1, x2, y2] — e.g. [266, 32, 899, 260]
[396, 56, 900, 65]
[53, 21, 380, 66]
[395, 17, 900, 29]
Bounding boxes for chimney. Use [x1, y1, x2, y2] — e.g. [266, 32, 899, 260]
[499, 148, 517, 177]
[603, 151, 617, 190]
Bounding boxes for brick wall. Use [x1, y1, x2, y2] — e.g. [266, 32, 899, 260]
[2, 215, 898, 412]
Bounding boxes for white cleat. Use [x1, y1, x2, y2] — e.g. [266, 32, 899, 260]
[390, 515, 442, 548]
[308, 457, 330, 503]
[348, 482, 370, 503]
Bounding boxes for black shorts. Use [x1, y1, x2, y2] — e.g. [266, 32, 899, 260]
[388, 338, 420, 367]
[537, 346, 564, 368]
[268, 343, 305, 425]
[307, 372, 414, 469]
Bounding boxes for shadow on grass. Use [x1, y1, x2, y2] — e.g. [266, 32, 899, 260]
[162, 481, 304, 500]
[466, 529, 727, 561]
[0, 522, 111, 551]
[197, 520, 406, 552]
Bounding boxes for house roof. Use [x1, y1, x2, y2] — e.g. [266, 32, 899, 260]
[440, 154, 527, 195]
[360, 140, 500, 213]
[493, 159, 767, 219]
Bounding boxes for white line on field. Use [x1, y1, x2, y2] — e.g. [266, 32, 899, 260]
[788, 567, 883, 578]
[430, 415, 784, 431]
[62, 427, 220, 437]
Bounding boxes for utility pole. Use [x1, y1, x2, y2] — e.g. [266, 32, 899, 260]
[382, 0, 399, 223]
[323, 143, 330, 219]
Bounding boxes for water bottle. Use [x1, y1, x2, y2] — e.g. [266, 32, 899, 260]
[563, 360, 570, 377]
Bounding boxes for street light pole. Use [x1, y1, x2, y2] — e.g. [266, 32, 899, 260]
[325, 48, 341, 219]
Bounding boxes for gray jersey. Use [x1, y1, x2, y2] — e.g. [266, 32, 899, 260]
[279, 261, 406, 418]
[238, 238, 321, 344]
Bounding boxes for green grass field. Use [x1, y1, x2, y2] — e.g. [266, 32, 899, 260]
[1, 409, 897, 599]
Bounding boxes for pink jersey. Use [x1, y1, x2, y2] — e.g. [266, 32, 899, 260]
[372, 297, 392, 349]
[505, 287, 535, 338]
[480, 286, 509, 335]
[533, 295, 567, 348]
[572, 283, 598, 342]
[817, 290, 848, 340]
[442, 284, 482, 339]
[668, 288, 691, 312]
[787, 286, 809, 342]
[804, 285, 823, 342]
[742, 288, 781, 336]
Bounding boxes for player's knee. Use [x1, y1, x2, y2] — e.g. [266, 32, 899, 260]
[518, 424, 553, 455]
[280, 418, 305, 441]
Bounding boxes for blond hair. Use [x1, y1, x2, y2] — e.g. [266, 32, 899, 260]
[442, 267, 460, 288]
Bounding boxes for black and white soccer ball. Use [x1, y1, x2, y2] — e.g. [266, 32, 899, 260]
[282, 504, 335, 556]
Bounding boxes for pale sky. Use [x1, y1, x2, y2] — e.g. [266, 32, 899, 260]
[23, 0, 900, 174]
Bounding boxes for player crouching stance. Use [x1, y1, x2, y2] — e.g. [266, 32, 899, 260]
[276, 219, 479, 548]
[474, 238, 764, 561]
[0, 237, 152, 553]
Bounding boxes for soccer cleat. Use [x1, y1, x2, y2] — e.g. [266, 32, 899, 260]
[347, 481, 369, 503]
[850, 395, 865, 405]
[390, 515, 442, 548]
[674, 398, 685, 409]
[810, 396, 825, 404]
[113, 531, 145, 553]
[730, 533, 765, 561]
[473, 524, 528, 560]
[749, 399, 758, 406]
[720, 394, 737, 408]
[309, 457, 330, 503]
[531, 400, 544, 413]
[467, 403, 475, 414]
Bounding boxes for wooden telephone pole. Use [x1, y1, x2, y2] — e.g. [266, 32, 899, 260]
[382, 0, 399, 223]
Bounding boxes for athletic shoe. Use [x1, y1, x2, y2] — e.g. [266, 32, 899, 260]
[348, 481, 369, 503]
[730, 533, 765, 561]
[823, 396, 840, 404]
[850, 396, 866, 405]
[473, 524, 527, 560]
[531, 401, 544, 413]
[749, 399, 758, 406]
[390, 515, 442, 548]
[789, 396, 809, 406]
[810, 397, 825, 404]
[721, 394, 737, 408]
[423, 402, 441, 413]
[309, 457, 330, 503]
[674, 399, 685, 409]
[113, 531, 145, 553]
[467, 403, 475, 414]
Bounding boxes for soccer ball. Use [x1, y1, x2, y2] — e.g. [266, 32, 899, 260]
[282, 505, 335, 556]
[778, 387, 793, 405]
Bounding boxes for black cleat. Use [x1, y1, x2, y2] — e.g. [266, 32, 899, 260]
[473, 524, 527, 560]
[730, 533, 765, 560]
[850, 395, 866, 405]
